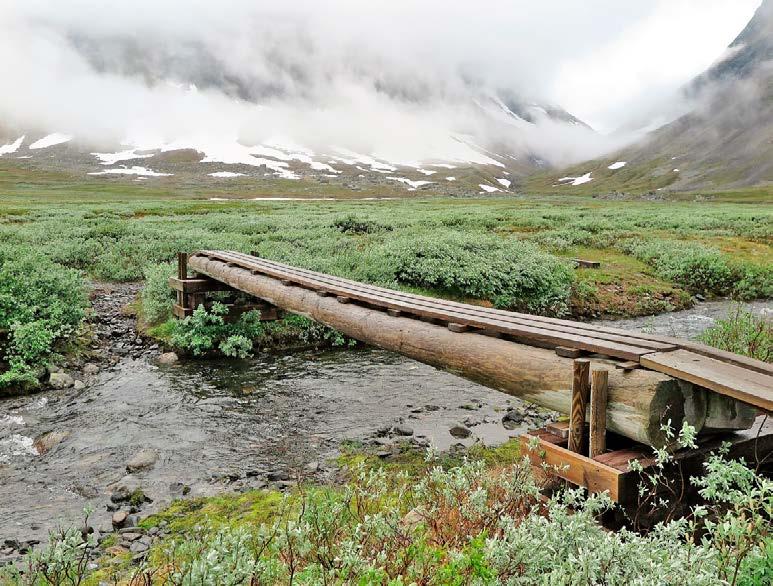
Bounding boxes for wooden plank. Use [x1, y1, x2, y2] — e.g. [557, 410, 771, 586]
[615, 361, 640, 371]
[168, 277, 233, 294]
[520, 433, 624, 501]
[590, 369, 609, 457]
[573, 258, 601, 268]
[641, 349, 773, 412]
[556, 346, 583, 358]
[217, 252, 676, 353]
[205, 253, 657, 361]
[546, 421, 570, 439]
[568, 359, 590, 453]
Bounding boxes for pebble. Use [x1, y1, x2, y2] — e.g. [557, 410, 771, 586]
[112, 511, 128, 528]
[393, 425, 414, 436]
[158, 352, 179, 365]
[448, 425, 472, 439]
[83, 363, 100, 376]
[126, 449, 159, 473]
[48, 372, 74, 389]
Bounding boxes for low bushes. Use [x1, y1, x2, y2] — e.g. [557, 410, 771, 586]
[386, 232, 573, 315]
[620, 239, 771, 299]
[699, 306, 771, 362]
[4, 433, 770, 585]
[0, 247, 87, 390]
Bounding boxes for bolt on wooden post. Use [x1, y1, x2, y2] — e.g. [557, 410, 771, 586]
[590, 369, 609, 457]
[568, 359, 590, 454]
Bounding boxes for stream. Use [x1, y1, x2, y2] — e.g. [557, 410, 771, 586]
[0, 295, 769, 552]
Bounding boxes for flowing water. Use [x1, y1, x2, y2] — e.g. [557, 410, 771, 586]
[0, 297, 768, 547]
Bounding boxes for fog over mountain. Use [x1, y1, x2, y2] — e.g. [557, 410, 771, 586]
[0, 0, 758, 172]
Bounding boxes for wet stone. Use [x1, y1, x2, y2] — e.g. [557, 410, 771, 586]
[449, 425, 472, 439]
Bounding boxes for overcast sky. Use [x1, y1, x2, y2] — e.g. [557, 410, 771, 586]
[0, 0, 762, 160]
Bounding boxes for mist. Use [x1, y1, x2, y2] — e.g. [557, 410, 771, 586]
[0, 0, 760, 166]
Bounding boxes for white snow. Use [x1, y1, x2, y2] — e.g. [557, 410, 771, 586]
[416, 168, 437, 176]
[309, 161, 340, 173]
[208, 171, 245, 178]
[386, 177, 434, 189]
[608, 161, 627, 170]
[332, 148, 397, 172]
[496, 178, 511, 188]
[673, 168, 680, 172]
[430, 163, 457, 169]
[88, 166, 172, 177]
[446, 176, 456, 181]
[0, 136, 24, 156]
[92, 149, 153, 165]
[558, 172, 593, 186]
[29, 133, 71, 149]
[479, 184, 500, 193]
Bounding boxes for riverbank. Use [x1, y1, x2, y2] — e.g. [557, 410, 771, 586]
[1, 292, 768, 562]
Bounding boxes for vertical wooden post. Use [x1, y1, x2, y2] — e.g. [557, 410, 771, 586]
[177, 252, 188, 309]
[590, 369, 609, 457]
[177, 252, 188, 280]
[568, 359, 590, 454]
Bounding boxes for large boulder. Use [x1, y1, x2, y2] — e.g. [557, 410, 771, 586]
[48, 372, 74, 389]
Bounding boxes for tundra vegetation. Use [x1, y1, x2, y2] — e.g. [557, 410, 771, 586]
[0, 193, 770, 391]
[1, 424, 771, 585]
[0, 186, 770, 582]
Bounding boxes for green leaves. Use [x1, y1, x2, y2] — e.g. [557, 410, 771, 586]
[170, 303, 261, 358]
[0, 248, 87, 390]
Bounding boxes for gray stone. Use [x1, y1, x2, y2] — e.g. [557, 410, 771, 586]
[449, 425, 472, 439]
[112, 511, 128, 528]
[73, 380, 86, 391]
[126, 449, 158, 473]
[33, 430, 70, 454]
[48, 372, 74, 389]
[83, 363, 100, 376]
[129, 541, 148, 554]
[157, 352, 179, 365]
[393, 425, 414, 436]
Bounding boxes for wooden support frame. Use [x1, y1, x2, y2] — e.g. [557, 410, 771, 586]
[590, 369, 609, 457]
[520, 427, 641, 502]
[568, 359, 590, 453]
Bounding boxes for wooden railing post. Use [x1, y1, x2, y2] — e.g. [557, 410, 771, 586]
[568, 359, 590, 453]
[590, 369, 609, 457]
[177, 252, 188, 309]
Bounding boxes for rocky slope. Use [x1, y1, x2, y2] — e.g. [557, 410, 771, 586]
[525, 0, 773, 196]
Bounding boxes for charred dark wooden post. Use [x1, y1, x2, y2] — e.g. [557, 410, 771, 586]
[568, 359, 590, 454]
[590, 369, 609, 457]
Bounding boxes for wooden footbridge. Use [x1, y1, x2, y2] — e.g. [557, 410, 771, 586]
[172, 250, 773, 501]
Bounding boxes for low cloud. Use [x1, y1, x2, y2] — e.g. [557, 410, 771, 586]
[0, 0, 759, 166]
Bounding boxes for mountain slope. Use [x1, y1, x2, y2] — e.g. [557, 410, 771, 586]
[526, 0, 773, 196]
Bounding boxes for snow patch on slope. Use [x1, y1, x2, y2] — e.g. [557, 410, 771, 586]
[0, 136, 25, 156]
[558, 172, 593, 186]
[608, 161, 627, 170]
[88, 166, 171, 177]
[29, 133, 71, 149]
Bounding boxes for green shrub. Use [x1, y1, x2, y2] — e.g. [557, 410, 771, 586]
[622, 239, 735, 295]
[387, 232, 573, 315]
[699, 307, 771, 362]
[170, 303, 263, 358]
[141, 261, 176, 325]
[0, 248, 87, 389]
[7, 438, 770, 585]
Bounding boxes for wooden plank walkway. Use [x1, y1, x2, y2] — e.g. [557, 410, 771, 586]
[190, 250, 773, 412]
